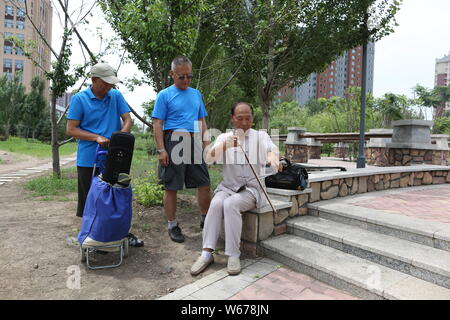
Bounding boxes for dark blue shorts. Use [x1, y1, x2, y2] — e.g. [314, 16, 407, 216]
[159, 131, 210, 190]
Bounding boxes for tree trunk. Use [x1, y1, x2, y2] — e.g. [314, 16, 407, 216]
[50, 95, 61, 178]
[261, 97, 270, 130]
[4, 120, 10, 140]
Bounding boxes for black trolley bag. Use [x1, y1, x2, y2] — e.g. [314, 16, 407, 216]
[102, 131, 135, 185]
[265, 157, 309, 191]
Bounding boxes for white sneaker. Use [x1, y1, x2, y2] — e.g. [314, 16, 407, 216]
[227, 256, 241, 275]
[190, 255, 214, 276]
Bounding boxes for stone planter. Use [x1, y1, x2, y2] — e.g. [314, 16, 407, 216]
[367, 121, 449, 167]
[334, 142, 350, 159]
[306, 138, 322, 159]
[285, 127, 308, 163]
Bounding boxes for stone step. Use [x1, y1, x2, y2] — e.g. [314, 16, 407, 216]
[267, 187, 311, 196]
[261, 235, 450, 300]
[267, 188, 311, 202]
[248, 199, 292, 214]
[288, 215, 450, 288]
[307, 202, 450, 252]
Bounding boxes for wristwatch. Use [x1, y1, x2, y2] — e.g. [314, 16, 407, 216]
[157, 149, 166, 155]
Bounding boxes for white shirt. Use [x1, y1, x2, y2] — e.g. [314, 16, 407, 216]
[212, 129, 277, 208]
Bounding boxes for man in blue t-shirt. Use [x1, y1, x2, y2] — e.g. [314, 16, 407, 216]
[152, 56, 211, 243]
[66, 62, 143, 247]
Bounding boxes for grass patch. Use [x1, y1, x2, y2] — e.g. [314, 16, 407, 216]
[0, 136, 77, 158]
[24, 167, 77, 200]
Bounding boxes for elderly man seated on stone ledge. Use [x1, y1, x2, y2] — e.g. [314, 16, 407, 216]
[190, 101, 282, 276]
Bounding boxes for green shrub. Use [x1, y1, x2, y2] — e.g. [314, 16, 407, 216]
[133, 178, 164, 207]
[133, 134, 157, 156]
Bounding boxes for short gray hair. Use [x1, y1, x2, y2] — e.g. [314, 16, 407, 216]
[171, 56, 192, 71]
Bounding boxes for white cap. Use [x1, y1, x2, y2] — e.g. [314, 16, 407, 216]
[89, 63, 121, 84]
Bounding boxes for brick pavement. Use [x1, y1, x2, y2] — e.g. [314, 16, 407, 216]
[351, 185, 450, 224]
[229, 267, 358, 300]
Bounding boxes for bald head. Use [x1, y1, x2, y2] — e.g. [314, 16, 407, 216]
[231, 102, 253, 132]
[231, 102, 254, 116]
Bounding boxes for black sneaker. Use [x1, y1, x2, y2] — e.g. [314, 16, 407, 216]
[200, 214, 207, 229]
[169, 225, 185, 243]
[127, 233, 144, 247]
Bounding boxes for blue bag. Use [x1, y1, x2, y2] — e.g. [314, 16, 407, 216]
[78, 176, 132, 245]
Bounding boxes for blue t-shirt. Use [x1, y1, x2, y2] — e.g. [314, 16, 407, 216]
[151, 85, 208, 132]
[67, 87, 130, 167]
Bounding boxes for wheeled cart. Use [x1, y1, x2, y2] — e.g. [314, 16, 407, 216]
[78, 132, 135, 270]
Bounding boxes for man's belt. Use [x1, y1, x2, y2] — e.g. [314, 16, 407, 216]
[164, 129, 194, 136]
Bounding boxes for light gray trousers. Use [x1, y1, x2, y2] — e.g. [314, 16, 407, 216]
[202, 190, 256, 257]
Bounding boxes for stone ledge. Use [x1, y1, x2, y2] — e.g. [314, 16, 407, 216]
[308, 165, 449, 183]
[386, 142, 448, 151]
[249, 199, 292, 214]
[266, 187, 312, 197]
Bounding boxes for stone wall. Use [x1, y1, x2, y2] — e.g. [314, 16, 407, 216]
[366, 147, 449, 166]
[388, 148, 449, 166]
[334, 146, 350, 159]
[308, 170, 450, 203]
[308, 146, 321, 159]
[285, 144, 308, 163]
[365, 147, 389, 166]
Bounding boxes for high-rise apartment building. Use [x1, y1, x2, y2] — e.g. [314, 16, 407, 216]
[1, 0, 52, 100]
[435, 52, 450, 114]
[277, 43, 375, 106]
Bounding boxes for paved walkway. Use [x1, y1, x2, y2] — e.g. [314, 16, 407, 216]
[0, 156, 76, 186]
[159, 181, 450, 300]
[352, 186, 450, 224]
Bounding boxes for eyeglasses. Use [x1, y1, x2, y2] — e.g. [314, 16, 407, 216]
[174, 73, 193, 80]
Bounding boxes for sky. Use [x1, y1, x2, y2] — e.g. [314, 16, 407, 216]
[52, 0, 450, 121]
[373, 0, 450, 100]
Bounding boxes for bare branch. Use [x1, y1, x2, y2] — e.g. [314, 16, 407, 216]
[56, 0, 97, 62]
[58, 137, 74, 147]
[129, 105, 153, 130]
[196, 31, 223, 90]
[116, 49, 127, 72]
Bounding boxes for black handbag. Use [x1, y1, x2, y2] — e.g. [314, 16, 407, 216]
[265, 157, 309, 191]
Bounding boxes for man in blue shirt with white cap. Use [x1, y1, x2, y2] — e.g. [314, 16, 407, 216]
[67, 62, 143, 247]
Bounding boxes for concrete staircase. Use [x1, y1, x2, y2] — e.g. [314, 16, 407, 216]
[261, 194, 450, 299]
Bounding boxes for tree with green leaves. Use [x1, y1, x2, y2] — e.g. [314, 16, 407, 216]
[99, 0, 253, 132]
[216, 0, 402, 129]
[374, 92, 413, 128]
[269, 100, 308, 134]
[0, 73, 26, 140]
[413, 84, 450, 119]
[433, 116, 450, 135]
[21, 76, 47, 139]
[433, 86, 450, 118]
[98, 0, 207, 92]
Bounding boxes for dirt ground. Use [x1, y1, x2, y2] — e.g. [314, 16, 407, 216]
[0, 151, 229, 300]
